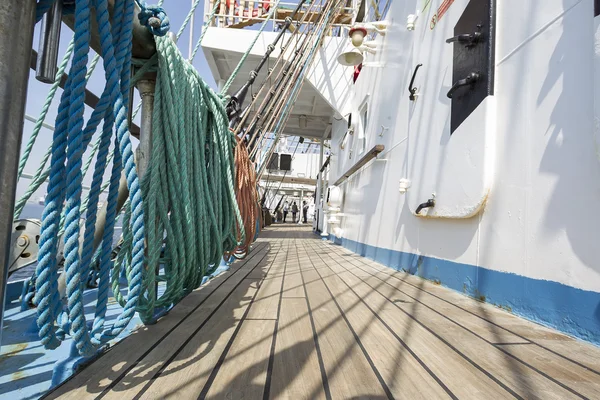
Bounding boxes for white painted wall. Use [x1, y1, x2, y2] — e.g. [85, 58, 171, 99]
[325, 0, 600, 295]
[202, 27, 351, 114]
[288, 153, 321, 179]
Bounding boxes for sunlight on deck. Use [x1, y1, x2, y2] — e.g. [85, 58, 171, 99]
[46, 225, 600, 399]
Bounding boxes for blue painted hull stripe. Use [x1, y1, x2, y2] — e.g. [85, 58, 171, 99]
[329, 235, 600, 347]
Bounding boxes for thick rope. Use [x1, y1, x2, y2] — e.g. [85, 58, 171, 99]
[14, 51, 101, 219]
[26, 0, 323, 355]
[134, 0, 170, 36]
[189, 1, 220, 62]
[113, 36, 243, 323]
[34, 0, 146, 356]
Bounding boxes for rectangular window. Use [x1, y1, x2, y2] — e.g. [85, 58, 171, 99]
[358, 101, 368, 154]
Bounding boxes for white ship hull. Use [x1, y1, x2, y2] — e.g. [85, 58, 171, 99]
[323, 0, 600, 345]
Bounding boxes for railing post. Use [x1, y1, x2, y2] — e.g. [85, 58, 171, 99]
[189, 0, 195, 59]
[315, 140, 324, 231]
[136, 74, 158, 300]
[136, 77, 156, 179]
[0, 0, 37, 345]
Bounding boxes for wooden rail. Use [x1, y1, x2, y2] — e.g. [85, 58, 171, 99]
[333, 144, 384, 186]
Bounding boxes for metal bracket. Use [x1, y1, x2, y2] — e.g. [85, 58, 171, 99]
[8, 219, 41, 276]
[408, 63, 423, 101]
[379, 125, 389, 137]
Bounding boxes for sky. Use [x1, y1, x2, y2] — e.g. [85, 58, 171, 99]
[18, 0, 217, 204]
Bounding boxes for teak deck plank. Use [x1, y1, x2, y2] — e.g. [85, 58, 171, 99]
[47, 226, 600, 400]
[204, 320, 276, 399]
[301, 242, 453, 399]
[297, 244, 393, 399]
[46, 242, 269, 399]
[270, 298, 327, 399]
[305, 242, 516, 399]
[318, 240, 600, 399]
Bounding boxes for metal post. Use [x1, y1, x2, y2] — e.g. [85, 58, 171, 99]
[315, 140, 324, 231]
[136, 77, 156, 178]
[36, 0, 63, 83]
[298, 189, 304, 224]
[0, 0, 37, 345]
[136, 76, 157, 299]
[189, 0, 195, 60]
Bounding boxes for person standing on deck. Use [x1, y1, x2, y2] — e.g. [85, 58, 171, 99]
[302, 200, 309, 223]
[283, 201, 289, 223]
[291, 201, 298, 223]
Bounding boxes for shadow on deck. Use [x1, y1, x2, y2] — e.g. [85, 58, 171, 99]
[44, 225, 600, 399]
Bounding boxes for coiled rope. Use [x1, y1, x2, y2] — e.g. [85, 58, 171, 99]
[113, 35, 244, 323]
[225, 136, 261, 259]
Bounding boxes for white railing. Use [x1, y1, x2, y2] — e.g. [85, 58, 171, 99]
[204, 0, 355, 32]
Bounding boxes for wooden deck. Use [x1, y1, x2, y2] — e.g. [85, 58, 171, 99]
[47, 225, 600, 399]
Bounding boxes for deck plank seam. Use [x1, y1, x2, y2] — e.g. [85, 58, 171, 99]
[262, 235, 292, 400]
[317, 241, 593, 399]
[43, 242, 270, 399]
[295, 239, 332, 400]
[127, 241, 284, 400]
[327, 242, 600, 376]
[307, 240, 523, 399]
[196, 239, 289, 399]
[299, 240, 398, 400]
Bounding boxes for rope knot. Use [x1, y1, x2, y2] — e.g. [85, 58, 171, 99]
[137, 4, 170, 36]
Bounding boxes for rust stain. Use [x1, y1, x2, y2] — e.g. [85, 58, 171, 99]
[413, 189, 490, 219]
[0, 342, 28, 365]
[12, 369, 26, 382]
[495, 304, 513, 313]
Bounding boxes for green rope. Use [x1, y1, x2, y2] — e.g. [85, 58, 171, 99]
[116, 36, 243, 322]
[189, 1, 220, 62]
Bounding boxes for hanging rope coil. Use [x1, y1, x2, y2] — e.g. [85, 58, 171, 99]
[226, 136, 261, 259]
[112, 35, 244, 323]
[34, 0, 145, 356]
[24, 0, 336, 357]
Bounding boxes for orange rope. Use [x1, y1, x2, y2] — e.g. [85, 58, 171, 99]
[225, 135, 262, 259]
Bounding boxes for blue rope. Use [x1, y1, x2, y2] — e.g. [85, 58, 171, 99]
[135, 0, 170, 36]
[35, 0, 146, 357]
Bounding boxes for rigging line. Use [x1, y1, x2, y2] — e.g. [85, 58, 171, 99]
[246, 2, 328, 154]
[249, 0, 338, 140]
[245, 3, 324, 133]
[187, 1, 220, 62]
[249, 11, 329, 161]
[241, 1, 324, 144]
[266, 136, 303, 207]
[261, 134, 287, 196]
[225, 0, 310, 127]
[220, 0, 282, 95]
[231, 0, 320, 136]
[256, 1, 344, 179]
